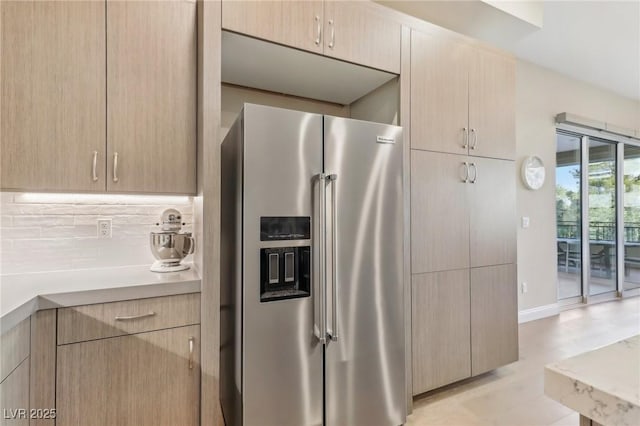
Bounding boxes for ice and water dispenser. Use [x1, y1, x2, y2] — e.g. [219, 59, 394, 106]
[259, 217, 311, 302]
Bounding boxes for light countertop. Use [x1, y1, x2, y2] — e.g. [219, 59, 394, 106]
[544, 335, 640, 426]
[1, 265, 201, 334]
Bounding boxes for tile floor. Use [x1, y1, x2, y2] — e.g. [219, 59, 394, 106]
[407, 297, 640, 425]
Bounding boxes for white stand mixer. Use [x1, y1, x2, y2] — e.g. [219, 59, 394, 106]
[149, 209, 195, 273]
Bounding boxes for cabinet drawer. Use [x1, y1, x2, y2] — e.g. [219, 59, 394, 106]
[57, 293, 200, 345]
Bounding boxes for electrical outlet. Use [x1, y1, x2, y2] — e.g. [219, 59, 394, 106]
[97, 219, 112, 239]
[521, 282, 528, 294]
[522, 216, 530, 228]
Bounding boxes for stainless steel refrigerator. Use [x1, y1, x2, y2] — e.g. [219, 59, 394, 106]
[220, 103, 405, 426]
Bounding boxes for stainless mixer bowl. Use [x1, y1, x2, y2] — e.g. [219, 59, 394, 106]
[150, 232, 195, 264]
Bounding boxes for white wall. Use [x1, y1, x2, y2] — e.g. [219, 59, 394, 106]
[0, 193, 193, 274]
[516, 59, 640, 311]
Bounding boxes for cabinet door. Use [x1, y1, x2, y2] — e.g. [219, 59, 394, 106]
[223, 1, 324, 54]
[471, 264, 518, 375]
[412, 270, 470, 395]
[411, 150, 470, 274]
[1, 1, 106, 191]
[324, 1, 401, 73]
[411, 31, 470, 154]
[468, 157, 516, 267]
[0, 358, 30, 426]
[107, 0, 196, 194]
[56, 325, 200, 426]
[282, 1, 324, 53]
[469, 49, 515, 160]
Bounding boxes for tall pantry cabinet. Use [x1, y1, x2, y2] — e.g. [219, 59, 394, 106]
[410, 29, 518, 395]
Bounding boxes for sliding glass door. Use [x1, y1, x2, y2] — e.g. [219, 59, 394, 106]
[556, 132, 582, 300]
[555, 129, 640, 303]
[587, 139, 617, 296]
[623, 145, 640, 291]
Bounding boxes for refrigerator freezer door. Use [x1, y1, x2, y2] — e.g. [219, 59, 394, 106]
[242, 104, 324, 426]
[324, 117, 406, 426]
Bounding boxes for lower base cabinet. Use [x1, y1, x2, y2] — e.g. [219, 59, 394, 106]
[0, 358, 30, 426]
[471, 264, 518, 375]
[412, 264, 518, 395]
[56, 325, 200, 426]
[412, 269, 471, 394]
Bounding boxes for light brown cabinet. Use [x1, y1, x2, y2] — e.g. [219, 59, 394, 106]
[0, 0, 197, 194]
[469, 157, 517, 267]
[56, 325, 200, 426]
[410, 32, 517, 392]
[411, 153, 516, 274]
[55, 294, 201, 426]
[469, 49, 516, 160]
[323, 1, 401, 73]
[410, 150, 518, 394]
[471, 264, 518, 375]
[0, 318, 31, 426]
[0, 0, 106, 192]
[410, 30, 515, 160]
[410, 32, 470, 156]
[106, 0, 197, 194]
[411, 150, 469, 274]
[412, 269, 470, 394]
[222, 1, 324, 54]
[0, 359, 30, 426]
[222, 0, 401, 73]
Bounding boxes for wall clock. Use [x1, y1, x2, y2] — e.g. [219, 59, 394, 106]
[521, 155, 545, 190]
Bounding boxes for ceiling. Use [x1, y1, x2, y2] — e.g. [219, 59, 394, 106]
[380, 1, 640, 101]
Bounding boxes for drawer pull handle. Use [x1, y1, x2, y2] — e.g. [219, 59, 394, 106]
[188, 337, 195, 369]
[114, 311, 156, 321]
[92, 151, 99, 182]
[314, 15, 321, 45]
[328, 19, 335, 48]
[113, 152, 119, 182]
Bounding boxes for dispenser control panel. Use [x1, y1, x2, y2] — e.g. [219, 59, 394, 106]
[260, 217, 310, 241]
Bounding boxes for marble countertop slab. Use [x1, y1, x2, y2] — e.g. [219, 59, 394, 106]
[1, 265, 201, 334]
[545, 335, 640, 426]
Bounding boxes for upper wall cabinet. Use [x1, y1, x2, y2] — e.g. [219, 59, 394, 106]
[106, 0, 197, 194]
[323, 1, 401, 74]
[1, 1, 106, 192]
[222, 0, 401, 74]
[411, 30, 515, 160]
[1, 0, 197, 194]
[222, 1, 324, 54]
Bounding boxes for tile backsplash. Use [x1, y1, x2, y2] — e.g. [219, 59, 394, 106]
[0, 192, 194, 275]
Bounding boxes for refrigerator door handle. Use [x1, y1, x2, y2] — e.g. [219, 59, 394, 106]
[327, 173, 339, 341]
[315, 173, 327, 345]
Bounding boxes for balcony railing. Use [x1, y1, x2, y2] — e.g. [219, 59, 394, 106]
[557, 221, 640, 243]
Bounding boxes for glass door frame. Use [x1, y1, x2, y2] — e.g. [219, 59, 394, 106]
[557, 123, 640, 304]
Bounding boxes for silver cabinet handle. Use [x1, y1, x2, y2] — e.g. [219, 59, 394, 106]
[328, 19, 335, 49]
[462, 128, 468, 149]
[188, 336, 195, 369]
[314, 15, 321, 45]
[112, 152, 119, 182]
[462, 162, 469, 183]
[470, 128, 478, 150]
[314, 173, 327, 345]
[469, 162, 478, 183]
[92, 151, 99, 182]
[328, 174, 338, 342]
[114, 311, 156, 321]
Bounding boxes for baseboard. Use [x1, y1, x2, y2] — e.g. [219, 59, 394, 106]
[518, 303, 559, 323]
